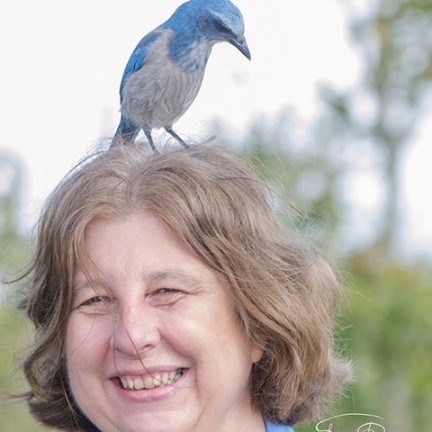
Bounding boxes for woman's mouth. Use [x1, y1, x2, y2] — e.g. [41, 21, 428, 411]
[118, 368, 184, 390]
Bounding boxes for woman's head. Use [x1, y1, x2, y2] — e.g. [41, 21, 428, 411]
[67, 210, 265, 432]
[21, 143, 351, 431]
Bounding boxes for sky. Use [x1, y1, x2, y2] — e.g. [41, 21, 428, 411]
[0, 0, 430, 258]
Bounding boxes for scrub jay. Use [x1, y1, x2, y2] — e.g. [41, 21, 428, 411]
[112, 0, 250, 151]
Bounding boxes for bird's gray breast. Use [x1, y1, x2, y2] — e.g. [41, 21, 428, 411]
[121, 30, 205, 129]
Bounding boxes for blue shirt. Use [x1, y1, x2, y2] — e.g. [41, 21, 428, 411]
[265, 419, 294, 431]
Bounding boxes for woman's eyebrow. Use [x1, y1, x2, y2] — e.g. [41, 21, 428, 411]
[72, 270, 204, 296]
[145, 269, 203, 288]
[71, 275, 109, 296]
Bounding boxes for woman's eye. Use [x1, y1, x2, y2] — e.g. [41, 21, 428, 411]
[79, 296, 112, 314]
[158, 288, 177, 294]
[154, 288, 180, 298]
[149, 288, 184, 306]
[82, 296, 108, 305]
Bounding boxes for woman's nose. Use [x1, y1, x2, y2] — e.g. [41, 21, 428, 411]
[111, 304, 161, 358]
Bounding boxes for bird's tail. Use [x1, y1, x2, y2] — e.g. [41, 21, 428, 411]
[111, 117, 140, 148]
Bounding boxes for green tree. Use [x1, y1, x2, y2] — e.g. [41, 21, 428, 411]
[0, 152, 27, 271]
[323, 0, 432, 252]
[0, 151, 49, 432]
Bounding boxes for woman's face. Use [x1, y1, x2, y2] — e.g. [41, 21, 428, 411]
[66, 211, 263, 432]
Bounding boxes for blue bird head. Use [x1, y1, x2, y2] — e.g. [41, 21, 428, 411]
[166, 0, 251, 60]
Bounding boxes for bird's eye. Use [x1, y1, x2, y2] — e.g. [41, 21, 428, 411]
[214, 19, 231, 34]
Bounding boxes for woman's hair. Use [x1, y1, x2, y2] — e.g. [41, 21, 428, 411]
[19, 143, 351, 430]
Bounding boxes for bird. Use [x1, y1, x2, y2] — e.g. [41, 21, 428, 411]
[111, 0, 250, 152]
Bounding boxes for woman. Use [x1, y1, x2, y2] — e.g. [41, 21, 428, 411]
[20, 144, 351, 431]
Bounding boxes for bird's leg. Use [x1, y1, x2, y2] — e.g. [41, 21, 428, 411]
[111, 120, 140, 148]
[144, 130, 159, 154]
[165, 128, 189, 149]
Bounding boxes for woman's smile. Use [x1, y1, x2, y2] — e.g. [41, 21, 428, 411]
[110, 367, 188, 404]
[117, 367, 185, 391]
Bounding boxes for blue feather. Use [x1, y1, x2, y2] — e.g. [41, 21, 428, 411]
[119, 30, 164, 100]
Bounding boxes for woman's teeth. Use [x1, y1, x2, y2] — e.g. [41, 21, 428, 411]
[120, 368, 183, 390]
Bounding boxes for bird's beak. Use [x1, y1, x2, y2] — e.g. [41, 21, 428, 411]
[230, 35, 251, 60]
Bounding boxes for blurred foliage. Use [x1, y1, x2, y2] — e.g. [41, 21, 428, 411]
[0, 153, 29, 275]
[244, 114, 344, 240]
[213, 110, 348, 249]
[0, 152, 49, 431]
[336, 253, 432, 431]
[0, 307, 51, 432]
[324, 0, 432, 251]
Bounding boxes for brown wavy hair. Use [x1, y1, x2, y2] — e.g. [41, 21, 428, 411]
[19, 143, 351, 430]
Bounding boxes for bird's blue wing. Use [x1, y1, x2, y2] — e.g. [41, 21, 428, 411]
[119, 29, 164, 100]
